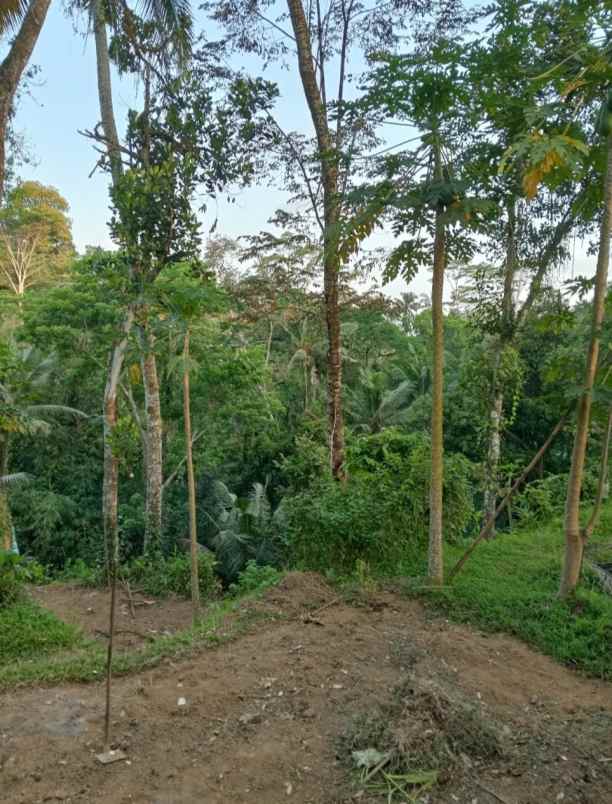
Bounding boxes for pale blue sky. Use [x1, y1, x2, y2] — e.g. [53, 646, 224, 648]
[8, 2, 594, 298]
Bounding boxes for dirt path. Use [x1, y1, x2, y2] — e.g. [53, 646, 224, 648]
[1, 574, 611, 804]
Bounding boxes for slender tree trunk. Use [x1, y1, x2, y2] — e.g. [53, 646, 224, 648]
[428, 139, 446, 586]
[102, 311, 134, 577]
[286, 0, 345, 479]
[483, 203, 517, 536]
[560, 132, 612, 598]
[183, 329, 200, 621]
[93, 0, 122, 186]
[582, 409, 612, 542]
[0, 0, 52, 199]
[0, 435, 13, 552]
[483, 385, 504, 535]
[138, 327, 163, 554]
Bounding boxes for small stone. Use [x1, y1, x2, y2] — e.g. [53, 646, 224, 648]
[285, 781, 293, 796]
[177, 697, 187, 707]
[238, 712, 262, 725]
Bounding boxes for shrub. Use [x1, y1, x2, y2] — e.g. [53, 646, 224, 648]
[229, 560, 282, 596]
[512, 470, 597, 526]
[282, 430, 476, 575]
[0, 552, 46, 608]
[122, 551, 221, 601]
[57, 558, 104, 587]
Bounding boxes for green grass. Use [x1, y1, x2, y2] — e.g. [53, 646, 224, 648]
[400, 508, 612, 680]
[0, 598, 85, 662]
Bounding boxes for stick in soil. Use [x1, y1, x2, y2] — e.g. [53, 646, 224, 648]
[96, 565, 126, 765]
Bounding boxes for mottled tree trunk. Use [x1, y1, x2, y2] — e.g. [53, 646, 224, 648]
[286, 0, 345, 479]
[483, 204, 517, 537]
[183, 329, 200, 621]
[0, 0, 51, 199]
[102, 311, 134, 576]
[0, 436, 13, 552]
[428, 139, 446, 587]
[93, 0, 122, 187]
[138, 327, 163, 554]
[560, 132, 612, 598]
[582, 409, 612, 543]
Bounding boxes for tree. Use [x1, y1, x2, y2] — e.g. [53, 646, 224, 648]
[458, 0, 596, 535]
[206, 0, 442, 479]
[0, 181, 74, 298]
[0, 345, 85, 551]
[360, 39, 488, 585]
[0, 0, 52, 200]
[561, 126, 612, 596]
[88, 0, 196, 557]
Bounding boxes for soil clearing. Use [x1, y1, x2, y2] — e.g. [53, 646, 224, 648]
[1, 573, 611, 804]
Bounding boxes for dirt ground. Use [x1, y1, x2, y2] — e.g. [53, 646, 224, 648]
[30, 584, 194, 649]
[1, 573, 611, 804]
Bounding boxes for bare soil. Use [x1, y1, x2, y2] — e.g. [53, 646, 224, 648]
[29, 583, 194, 650]
[1, 573, 611, 804]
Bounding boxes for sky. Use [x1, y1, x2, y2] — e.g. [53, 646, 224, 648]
[8, 2, 596, 300]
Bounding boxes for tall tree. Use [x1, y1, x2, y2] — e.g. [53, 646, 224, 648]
[87, 0, 194, 555]
[561, 126, 612, 596]
[0, 0, 52, 200]
[0, 181, 74, 298]
[206, 0, 440, 479]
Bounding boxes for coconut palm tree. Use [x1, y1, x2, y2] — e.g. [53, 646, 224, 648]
[0, 0, 53, 199]
[347, 366, 418, 435]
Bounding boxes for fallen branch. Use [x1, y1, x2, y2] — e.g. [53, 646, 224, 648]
[448, 413, 569, 582]
[302, 597, 341, 623]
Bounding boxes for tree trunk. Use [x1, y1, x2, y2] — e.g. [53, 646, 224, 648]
[0, 435, 13, 552]
[102, 311, 134, 577]
[183, 329, 200, 621]
[286, 0, 345, 479]
[93, 0, 122, 186]
[483, 386, 503, 536]
[482, 203, 517, 537]
[0, 0, 52, 199]
[560, 131, 612, 598]
[138, 327, 163, 554]
[582, 409, 612, 542]
[428, 139, 446, 587]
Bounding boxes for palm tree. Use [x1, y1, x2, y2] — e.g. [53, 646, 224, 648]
[347, 367, 418, 435]
[0, 346, 86, 551]
[0, 0, 53, 199]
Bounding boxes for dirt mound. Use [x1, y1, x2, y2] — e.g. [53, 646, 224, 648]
[2, 576, 611, 803]
[259, 571, 337, 615]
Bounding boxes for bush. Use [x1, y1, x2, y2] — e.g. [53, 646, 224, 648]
[56, 558, 104, 587]
[122, 551, 221, 601]
[229, 560, 282, 596]
[513, 470, 597, 526]
[0, 552, 47, 608]
[283, 431, 476, 575]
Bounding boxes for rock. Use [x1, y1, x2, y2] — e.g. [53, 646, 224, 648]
[239, 712, 262, 726]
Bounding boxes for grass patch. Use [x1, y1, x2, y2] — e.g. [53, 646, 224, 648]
[0, 592, 277, 690]
[400, 510, 612, 679]
[0, 598, 85, 662]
